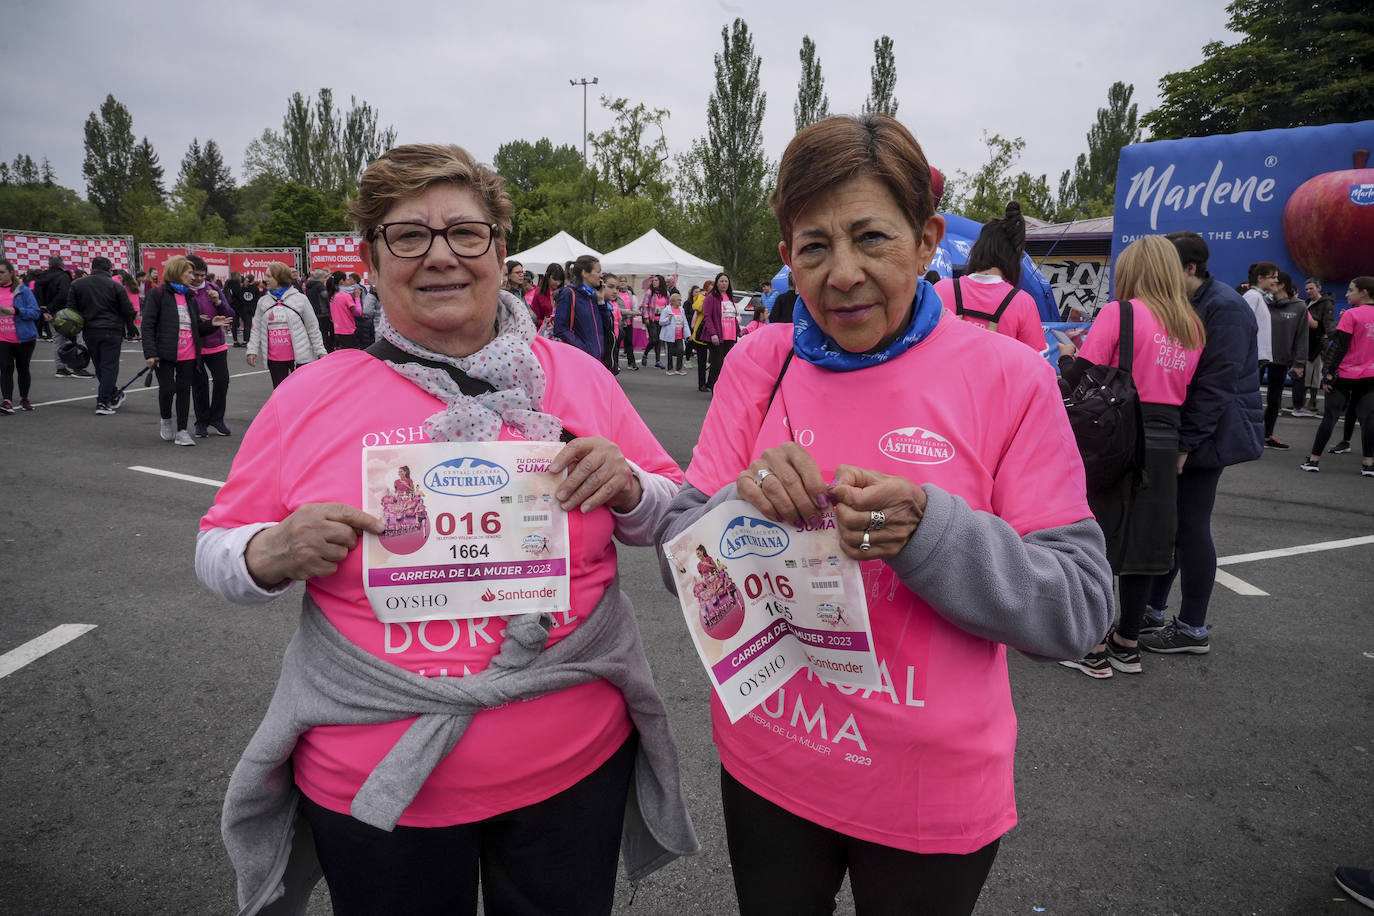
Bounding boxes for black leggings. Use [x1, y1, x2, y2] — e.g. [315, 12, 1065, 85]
[644, 323, 661, 363]
[1148, 464, 1225, 629]
[1310, 378, 1374, 458]
[302, 733, 636, 916]
[155, 359, 196, 429]
[192, 349, 230, 426]
[621, 325, 636, 366]
[1264, 363, 1291, 437]
[268, 359, 296, 388]
[696, 342, 715, 388]
[0, 339, 36, 400]
[721, 767, 998, 916]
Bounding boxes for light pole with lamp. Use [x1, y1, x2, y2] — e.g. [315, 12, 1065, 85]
[569, 76, 598, 161]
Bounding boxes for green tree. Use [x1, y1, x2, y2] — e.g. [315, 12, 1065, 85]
[179, 139, 238, 226]
[681, 18, 775, 280]
[244, 90, 396, 199]
[0, 161, 102, 233]
[494, 138, 595, 255]
[589, 96, 671, 199]
[82, 93, 137, 230]
[1, 154, 41, 186]
[943, 132, 1054, 222]
[1141, 0, 1374, 139]
[130, 137, 165, 204]
[862, 36, 899, 117]
[1057, 81, 1140, 220]
[252, 182, 347, 248]
[794, 36, 831, 133]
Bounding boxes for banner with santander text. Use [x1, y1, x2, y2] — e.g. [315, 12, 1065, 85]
[229, 249, 300, 278]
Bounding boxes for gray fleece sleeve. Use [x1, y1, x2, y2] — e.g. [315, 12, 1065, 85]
[654, 483, 1113, 661]
[611, 459, 680, 547]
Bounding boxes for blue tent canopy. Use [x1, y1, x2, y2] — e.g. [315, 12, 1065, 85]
[771, 212, 1059, 323]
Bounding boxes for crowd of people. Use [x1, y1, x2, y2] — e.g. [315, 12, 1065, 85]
[3, 114, 1372, 914]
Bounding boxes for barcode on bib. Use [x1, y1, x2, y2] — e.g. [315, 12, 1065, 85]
[809, 578, 841, 593]
[522, 512, 551, 525]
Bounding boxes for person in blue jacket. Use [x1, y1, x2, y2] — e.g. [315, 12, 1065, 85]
[1139, 231, 1264, 656]
[552, 254, 605, 361]
[0, 258, 42, 413]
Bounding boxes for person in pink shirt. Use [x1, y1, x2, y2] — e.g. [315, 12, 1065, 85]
[196, 144, 696, 914]
[1301, 275, 1374, 476]
[656, 115, 1112, 916]
[327, 272, 364, 349]
[119, 271, 141, 338]
[1057, 235, 1206, 678]
[932, 201, 1046, 352]
[141, 255, 218, 446]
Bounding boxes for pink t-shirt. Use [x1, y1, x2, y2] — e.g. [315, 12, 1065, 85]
[329, 291, 361, 336]
[264, 300, 296, 363]
[0, 288, 17, 343]
[685, 319, 1090, 854]
[1335, 304, 1374, 380]
[1076, 299, 1202, 406]
[174, 294, 195, 361]
[129, 292, 141, 328]
[201, 342, 683, 827]
[933, 276, 1045, 352]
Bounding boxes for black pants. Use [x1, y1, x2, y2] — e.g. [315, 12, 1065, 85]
[1263, 363, 1291, 437]
[707, 339, 735, 389]
[333, 332, 358, 350]
[1310, 378, 1374, 458]
[1147, 464, 1225, 629]
[666, 339, 684, 371]
[644, 322, 661, 364]
[621, 325, 636, 367]
[268, 359, 296, 388]
[231, 311, 253, 344]
[721, 768, 998, 916]
[0, 339, 37, 400]
[87, 333, 125, 406]
[156, 359, 196, 429]
[302, 733, 636, 916]
[695, 342, 715, 389]
[192, 349, 230, 426]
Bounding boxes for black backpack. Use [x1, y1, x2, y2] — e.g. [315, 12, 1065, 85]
[951, 278, 1019, 333]
[1063, 299, 1142, 491]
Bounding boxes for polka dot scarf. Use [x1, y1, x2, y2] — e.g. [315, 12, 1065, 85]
[377, 294, 564, 443]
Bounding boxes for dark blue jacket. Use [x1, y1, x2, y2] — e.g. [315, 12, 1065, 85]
[1179, 275, 1264, 469]
[552, 285, 603, 359]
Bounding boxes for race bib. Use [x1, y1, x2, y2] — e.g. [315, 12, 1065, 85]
[0, 313, 16, 343]
[267, 326, 294, 362]
[362, 441, 570, 622]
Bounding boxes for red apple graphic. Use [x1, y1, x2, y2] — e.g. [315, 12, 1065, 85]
[1282, 150, 1374, 282]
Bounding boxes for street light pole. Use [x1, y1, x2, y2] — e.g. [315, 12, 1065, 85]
[569, 77, 599, 161]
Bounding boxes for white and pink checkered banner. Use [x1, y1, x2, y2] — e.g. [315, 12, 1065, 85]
[3, 230, 134, 274]
[307, 233, 369, 281]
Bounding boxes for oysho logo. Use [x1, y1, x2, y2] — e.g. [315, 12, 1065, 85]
[719, 515, 789, 560]
[423, 457, 510, 497]
[1351, 184, 1374, 206]
[879, 427, 955, 465]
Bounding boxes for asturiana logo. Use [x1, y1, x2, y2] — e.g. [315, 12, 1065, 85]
[719, 515, 789, 560]
[1122, 160, 1278, 231]
[1351, 184, 1374, 207]
[423, 457, 510, 497]
[879, 427, 954, 465]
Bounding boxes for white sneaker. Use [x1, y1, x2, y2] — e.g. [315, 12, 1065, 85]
[173, 429, 196, 446]
[160, 418, 175, 441]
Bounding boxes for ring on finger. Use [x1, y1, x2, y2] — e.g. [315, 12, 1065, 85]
[866, 510, 886, 532]
[754, 468, 773, 485]
[860, 531, 871, 552]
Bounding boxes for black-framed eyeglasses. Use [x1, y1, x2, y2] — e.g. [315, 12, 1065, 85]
[372, 221, 497, 259]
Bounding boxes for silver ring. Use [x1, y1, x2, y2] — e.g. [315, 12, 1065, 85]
[754, 468, 773, 485]
[860, 531, 871, 552]
[867, 510, 886, 532]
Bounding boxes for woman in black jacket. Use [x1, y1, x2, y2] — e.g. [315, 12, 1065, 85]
[141, 255, 220, 446]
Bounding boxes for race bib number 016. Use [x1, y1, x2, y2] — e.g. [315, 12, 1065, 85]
[361, 441, 570, 623]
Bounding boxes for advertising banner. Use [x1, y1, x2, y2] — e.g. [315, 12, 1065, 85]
[308, 233, 369, 281]
[138, 245, 188, 276]
[1112, 121, 1374, 301]
[229, 249, 299, 277]
[3, 231, 133, 274]
[191, 247, 231, 281]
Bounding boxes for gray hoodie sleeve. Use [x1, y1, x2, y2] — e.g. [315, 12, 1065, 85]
[655, 483, 1113, 662]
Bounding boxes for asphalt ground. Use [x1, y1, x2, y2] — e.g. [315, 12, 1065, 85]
[1, 341, 1372, 915]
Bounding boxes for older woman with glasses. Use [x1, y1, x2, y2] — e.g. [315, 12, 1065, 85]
[656, 115, 1111, 916]
[197, 143, 696, 915]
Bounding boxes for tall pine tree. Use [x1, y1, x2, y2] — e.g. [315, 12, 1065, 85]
[794, 36, 830, 133]
[82, 94, 136, 230]
[1057, 82, 1140, 219]
[179, 139, 238, 226]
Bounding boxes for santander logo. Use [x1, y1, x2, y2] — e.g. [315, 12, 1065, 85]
[878, 426, 955, 465]
[480, 588, 497, 602]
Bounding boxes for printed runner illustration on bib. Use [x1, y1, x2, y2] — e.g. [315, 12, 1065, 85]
[664, 498, 877, 723]
[362, 441, 570, 623]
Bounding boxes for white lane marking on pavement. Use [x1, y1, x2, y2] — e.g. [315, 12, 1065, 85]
[1210, 534, 1374, 596]
[30, 369, 267, 407]
[1213, 569, 1269, 597]
[129, 466, 226, 488]
[0, 625, 97, 680]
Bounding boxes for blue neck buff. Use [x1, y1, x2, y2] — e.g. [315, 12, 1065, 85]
[791, 279, 943, 372]
[269, 286, 288, 300]
[168, 282, 189, 295]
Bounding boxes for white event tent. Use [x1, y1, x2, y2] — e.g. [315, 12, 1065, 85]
[507, 231, 601, 272]
[598, 229, 721, 293]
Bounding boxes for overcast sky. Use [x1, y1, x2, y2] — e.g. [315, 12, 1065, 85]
[2, 0, 1236, 212]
